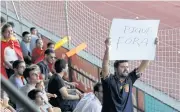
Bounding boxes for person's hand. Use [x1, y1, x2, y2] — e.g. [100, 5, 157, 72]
[53, 94, 57, 98]
[76, 92, 83, 99]
[71, 82, 79, 87]
[79, 93, 84, 99]
[40, 106, 46, 112]
[154, 37, 159, 45]
[76, 89, 83, 99]
[48, 93, 57, 98]
[105, 38, 111, 49]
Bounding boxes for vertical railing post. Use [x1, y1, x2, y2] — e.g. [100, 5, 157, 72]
[5, 1, 8, 20]
[64, 0, 73, 82]
[18, 0, 23, 35]
[65, 0, 70, 48]
[12, 0, 20, 21]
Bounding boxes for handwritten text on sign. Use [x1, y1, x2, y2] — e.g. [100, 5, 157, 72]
[110, 19, 160, 60]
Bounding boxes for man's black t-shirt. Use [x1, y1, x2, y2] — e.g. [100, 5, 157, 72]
[48, 74, 65, 106]
[48, 74, 79, 111]
[37, 61, 50, 80]
[102, 69, 140, 112]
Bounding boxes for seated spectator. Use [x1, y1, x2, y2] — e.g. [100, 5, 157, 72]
[21, 31, 32, 57]
[30, 27, 40, 52]
[37, 49, 55, 81]
[47, 42, 55, 50]
[17, 66, 40, 111]
[0, 85, 16, 111]
[9, 60, 27, 89]
[1, 23, 23, 78]
[73, 83, 103, 112]
[46, 42, 56, 74]
[29, 64, 44, 80]
[32, 39, 44, 63]
[36, 81, 57, 102]
[36, 81, 62, 112]
[48, 59, 81, 111]
[0, 96, 16, 112]
[20, 66, 40, 95]
[28, 89, 55, 112]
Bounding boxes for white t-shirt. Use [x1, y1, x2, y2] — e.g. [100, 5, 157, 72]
[16, 84, 35, 111]
[73, 92, 102, 112]
[4, 46, 18, 62]
[41, 90, 49, 103]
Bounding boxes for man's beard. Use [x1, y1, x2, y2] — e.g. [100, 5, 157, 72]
[117, 70, 129, 79]
[121, 71, 129, 77]
[18, 72, 23, 76]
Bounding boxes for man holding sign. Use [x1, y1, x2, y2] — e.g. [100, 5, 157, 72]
[101, 37, 158, 112]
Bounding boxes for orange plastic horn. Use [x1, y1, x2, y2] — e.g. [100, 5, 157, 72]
[66, 43, 87, 57]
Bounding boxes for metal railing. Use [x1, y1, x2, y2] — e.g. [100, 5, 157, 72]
[1, 75, 40, 112]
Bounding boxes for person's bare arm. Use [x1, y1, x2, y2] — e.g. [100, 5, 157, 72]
[64, 81, 78, 87]
[59, 87, 80, 100]
[52, 107, 61, 112]
[7, 105, 16, 112]
[47, 107, 54, 112]
[137, 60, 150, 73]
[102, 38, 110, 79]
[47, 93, 57, 99]
[67, 89, 76, 94]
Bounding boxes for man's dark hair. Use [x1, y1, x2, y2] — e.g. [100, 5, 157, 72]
[44, 49, 55, 55]
[22, 31, 30, 37]
[24, 56, 32, 66]
[47, 42, 55, 48]
[28, 89, 42, 100]
[30, 27, 36, 32]
[94, 82, 102, 92]
[114, 60, 128, 68]
[23, 67, 36, 80]
[12, 60, 25, 69]
[7, 21, 15, 28]
[1, 16, 6, 24]
[54, 59, 67, 73]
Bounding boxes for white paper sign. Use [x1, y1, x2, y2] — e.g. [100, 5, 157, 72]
[109, 19, 160, 60]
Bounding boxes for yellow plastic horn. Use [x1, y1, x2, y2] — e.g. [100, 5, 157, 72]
[54, 36, 70, 50]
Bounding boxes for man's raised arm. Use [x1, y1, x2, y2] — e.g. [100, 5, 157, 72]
[137, 60, 150, 73]
[102, 38, 110, 79]
[137, 37, 158, 73]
